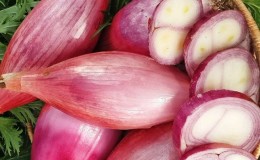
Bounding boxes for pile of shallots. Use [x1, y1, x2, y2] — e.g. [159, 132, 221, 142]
[0, 0, 259, 159]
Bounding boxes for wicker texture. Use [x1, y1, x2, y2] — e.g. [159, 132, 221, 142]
[231, 0, 260, 159]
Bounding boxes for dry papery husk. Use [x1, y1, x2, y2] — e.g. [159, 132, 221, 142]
[212, 0, 260, 159]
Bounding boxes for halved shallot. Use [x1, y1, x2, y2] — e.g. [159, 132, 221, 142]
[172, 90, 260, 153]
[181, 143, 257, 160]
[1, 51, 190, 129]
[149, 0, 202, 65]
[32, 105, 121, 160]
[0, 0, 109, 113]
[107, 123, 180, 160]
[184, 10, 247, 76]
[190, 48, 260, 102]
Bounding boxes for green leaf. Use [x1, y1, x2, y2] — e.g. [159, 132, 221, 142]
[0, 117, 22, 156]
[243, 0, 260, 28]
[0, 42, 6, 59]
[0, 147, 30, 160]
[0, 0, 39, 41]
[9, 100, 43, 125]
[94, 0, 130, 37]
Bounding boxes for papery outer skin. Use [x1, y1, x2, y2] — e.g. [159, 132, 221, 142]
[0, 0, 109, 113]
[107, 122, 181, 160]
[181, 143, 257, 160]
[96, 0, 162, 56]
[32, 104, 121, 160]
[184, 10, 247, 77]
[190, 48, 260, 102]
[238, 31, 251, 51]
[172, 90, 260, 153]
[202, 0, 213, 14]
[4, 51, 190, 129]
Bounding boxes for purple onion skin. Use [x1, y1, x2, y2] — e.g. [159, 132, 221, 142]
[32, 105, 121, 160]
[172, 90, 260, 153]
[5, 51, 190, 129]
[96, 0, 162, 56]
[107, 123, 181, 160]
[0, 0, 109, 113]
[190, 48, 260, 102]
[184, 10, 247, 77]
[181, 143, 257, 160]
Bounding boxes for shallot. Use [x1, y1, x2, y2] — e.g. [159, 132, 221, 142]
[184, 10, 247, 76]
[172, 90, 260, 153]
[107, 123, 180, 160]
[1, 51, 190, 129]
[32, 104, 121, 160]
[0, 0, 109, 113]
[181, 143, 257, 160]
[190, 48, 260, 102]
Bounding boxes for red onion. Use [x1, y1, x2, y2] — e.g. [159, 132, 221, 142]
[172, 90, 260, 153]
[32, 104, 121, 160]
[0, 0, 109, 113]
[184, 10, 247, 77]
[107, 123, 180, 160]
[181, 143, 257, 160]
[96, 0, 162, 56]
[1, 51, 190, 129]
[190, 48, 260, 102]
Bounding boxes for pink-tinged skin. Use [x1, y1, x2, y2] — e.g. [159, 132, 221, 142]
[3, 51, 190, 129]
[190, 48, 260, 102]
[184, 10, 247, 77]
[172, 90, 260, 154]
[107, 123, 181, 160]
[32, 104, 121, 160]
[96, 0, 162, 56]
[181, 143, 257, 160]
[0, 0, 109, 113]
[238, 32, 251, 51]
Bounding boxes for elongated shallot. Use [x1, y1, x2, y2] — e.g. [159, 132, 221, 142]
[1, 51, 190, 129]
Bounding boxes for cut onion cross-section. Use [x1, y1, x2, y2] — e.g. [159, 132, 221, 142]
[184, 10, 247, 77]
[190, 48, 260, 102]
[172, 90, 260, 154]
[181, 143, 257, 160]
[149, 0, 202, 65]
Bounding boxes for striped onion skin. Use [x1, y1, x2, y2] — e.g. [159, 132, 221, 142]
[2, 51, 190, 129]
[0, 0, 109, 113]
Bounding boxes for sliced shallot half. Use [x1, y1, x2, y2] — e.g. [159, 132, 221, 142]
[1, 51, 190, 129]
[190, 48, 260, 102]
[181, 143, 257, 160]
[107, 123, 180, 160]
[149, 0, 202, 65]
[172, 90, 260, 153]
[32, 105, 121, 160]
[184, 10, 247, 76]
